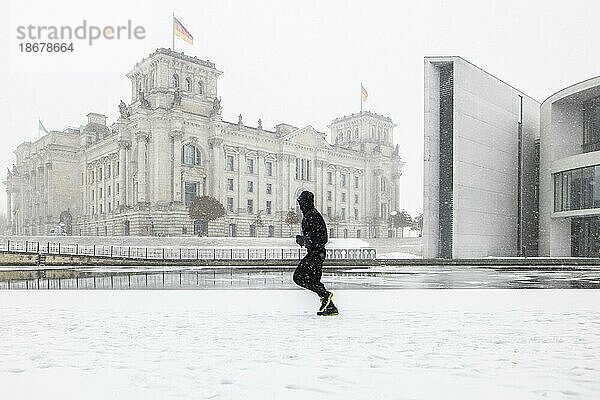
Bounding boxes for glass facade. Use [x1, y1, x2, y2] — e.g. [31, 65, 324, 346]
[583, 96, 600, 153]
[554, 165, 600, 212]
[572, 217, 600, 257]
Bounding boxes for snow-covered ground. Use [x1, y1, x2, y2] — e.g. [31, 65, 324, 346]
[1, 290, 599, 399]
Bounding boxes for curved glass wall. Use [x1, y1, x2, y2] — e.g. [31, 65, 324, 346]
[554, 165, 600, 212]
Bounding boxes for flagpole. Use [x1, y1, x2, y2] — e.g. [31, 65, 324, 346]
[172, 12, 175, 51]
[360, 82, 363, 113]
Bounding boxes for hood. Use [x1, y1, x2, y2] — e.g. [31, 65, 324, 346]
[297, 191, 315, 214]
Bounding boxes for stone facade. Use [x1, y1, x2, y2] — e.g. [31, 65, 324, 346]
[5, 48, 404, 238]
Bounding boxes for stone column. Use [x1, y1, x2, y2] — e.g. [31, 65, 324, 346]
[46, 163, 52, 220]
[208, 137, 224, 201]
[391, 172, 401, 211]
[83, 165, 88, 216]
[118, 141, 130, 207]
[171, 131, 183, 203]
[334, 166, 340, 217]
[6, 190, 12, 227]
[237, 147, 246, 213]
[287, 155, 294, 213]
[136, 132, 149, 203]
[111, 155, 117, 213]
[373, 168, 383, 219]
[257, 152, 264, 215]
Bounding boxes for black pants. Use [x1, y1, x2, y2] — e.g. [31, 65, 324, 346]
[293, 249, 329, 297]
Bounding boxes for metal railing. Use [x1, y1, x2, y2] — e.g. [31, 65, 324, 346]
[0, 239, 376, 261]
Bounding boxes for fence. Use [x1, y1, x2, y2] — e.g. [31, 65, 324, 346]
[0, 240, 376, 261]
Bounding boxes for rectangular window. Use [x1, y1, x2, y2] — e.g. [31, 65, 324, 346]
[226, 155, 235, 171]
[327, 191, 332, 201]
[266, 200, 272, 215]
[227, 197, 234, 212]
[354, 209, 359, 220]
[184, 182, 197, 206]
[98, 168, 103, 181]
[108, 202, 111, 212]
[108, 186, 111, 196]
[342, 174, 347, 187]
[99, 188, 103, 198]
[247, 199, 254, 214]
[354, 194, 359, 204]
[266, 183, 272, 195]
[266, 161, 273, 176]
[295, 158, 311, 181]
[247, 158, 254, 174]
[100, 204, 103, 214]
[227, 179, 234, 191]
[356, 229, 361, 238]
[268, 225, 275, 237]
[341, 208, 346, 220]
[354, 176, 359, 188]
[247, 181, 254, 193]
[91, 190, 95, 200]
[116, 162, 120, 176]
[327, 172, 333, 185]
[106, 164, 111, 178]
[327, 206, 332, 218]
[116, 183, 120, 194]
[341, 193, 346, 203]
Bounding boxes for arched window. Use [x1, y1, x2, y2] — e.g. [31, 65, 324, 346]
[182, 144, 201, 166]
[346, 130, 351, 141]
[172, 74, 179, 89]
[197, 80, 204, 95]
[185, 77, 192, 91]
[354, 128, 359, 139]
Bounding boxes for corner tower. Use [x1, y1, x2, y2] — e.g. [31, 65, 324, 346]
[125, 48, 223, 116]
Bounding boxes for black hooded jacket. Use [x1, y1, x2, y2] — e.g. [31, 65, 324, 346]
[298, 191, 328, 251]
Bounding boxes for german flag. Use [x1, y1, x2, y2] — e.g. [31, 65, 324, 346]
[174, 16, 193, 45]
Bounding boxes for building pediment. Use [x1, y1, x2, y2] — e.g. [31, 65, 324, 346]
[282, 126, 332, 150]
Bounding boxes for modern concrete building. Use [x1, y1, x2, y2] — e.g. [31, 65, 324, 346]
[539, 77, 600, 257]
[423, 57, 540, 258]
[4, 48, 404, 238]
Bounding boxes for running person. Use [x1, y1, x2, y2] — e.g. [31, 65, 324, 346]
[293, 190, 338, 316]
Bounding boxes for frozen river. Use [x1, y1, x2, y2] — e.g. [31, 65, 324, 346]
[2, 266, 600, 290]
[1, 290, 599, 399]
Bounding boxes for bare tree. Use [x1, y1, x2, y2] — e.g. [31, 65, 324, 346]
[188, 196, 226, 236]
[284, 209, 300, 236]
[389, 210, 412, 238]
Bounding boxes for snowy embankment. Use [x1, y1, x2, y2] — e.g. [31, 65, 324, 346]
[1, 290, 599, 399]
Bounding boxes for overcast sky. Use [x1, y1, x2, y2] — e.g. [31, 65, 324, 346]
[2, 0, 600, 218]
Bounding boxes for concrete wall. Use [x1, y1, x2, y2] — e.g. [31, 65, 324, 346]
[424, 57, 540, 258]
[423, 60, 441, 258]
